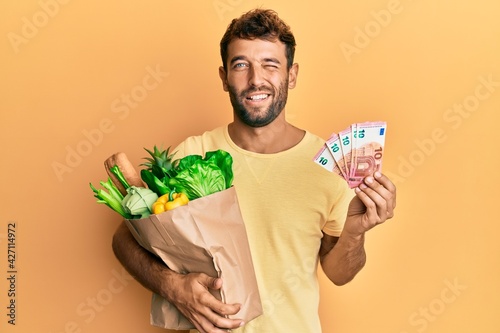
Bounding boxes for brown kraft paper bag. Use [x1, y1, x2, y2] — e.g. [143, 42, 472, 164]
[123, 186, 263, 330]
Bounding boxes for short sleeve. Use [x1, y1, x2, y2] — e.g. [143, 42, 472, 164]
[321, 183, 355, 237]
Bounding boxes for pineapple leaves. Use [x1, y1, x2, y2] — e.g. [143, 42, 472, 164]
[140, 145, 177, 195]
[140, 145, 177, 179]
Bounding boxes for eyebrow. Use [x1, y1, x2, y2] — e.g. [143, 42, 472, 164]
[229, 56, 247, 65]
[261, 57, 281, 64]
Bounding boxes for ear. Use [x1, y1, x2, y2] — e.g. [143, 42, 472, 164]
[288, 63, 299, 89]
[219, 66, 229, 92]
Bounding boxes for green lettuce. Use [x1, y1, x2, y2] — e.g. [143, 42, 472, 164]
[168, 149, 234, 200]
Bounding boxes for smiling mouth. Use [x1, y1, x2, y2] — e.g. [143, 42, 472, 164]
[246, 93, 270, 101]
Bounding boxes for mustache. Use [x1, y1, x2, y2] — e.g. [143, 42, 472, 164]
[241, 86, 273, 96]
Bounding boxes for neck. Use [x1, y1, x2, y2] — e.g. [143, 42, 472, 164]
[228, 117, 305, 154]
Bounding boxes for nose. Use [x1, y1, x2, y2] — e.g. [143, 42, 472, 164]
[248, 64, 265, 87]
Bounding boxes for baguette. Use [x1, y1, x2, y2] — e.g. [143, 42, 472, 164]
[104, 152, 144, 195]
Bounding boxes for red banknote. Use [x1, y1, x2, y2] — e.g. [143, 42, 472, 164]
[313, 121, 387, 188]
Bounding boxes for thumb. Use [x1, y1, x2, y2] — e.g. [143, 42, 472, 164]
[347, 194, 366, 216]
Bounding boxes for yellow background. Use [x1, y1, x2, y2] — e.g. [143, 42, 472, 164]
[1, 0, 499, 332]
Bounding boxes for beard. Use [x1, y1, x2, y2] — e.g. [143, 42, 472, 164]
[227, 79, 289, 128]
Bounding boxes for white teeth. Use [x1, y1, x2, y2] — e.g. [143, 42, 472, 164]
[249, 94, 268, 100]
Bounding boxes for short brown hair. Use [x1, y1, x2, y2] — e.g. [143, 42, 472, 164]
[220, 9, 296, 70]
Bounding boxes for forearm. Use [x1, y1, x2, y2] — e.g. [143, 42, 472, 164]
[320, 231, 366, 286]
[111, 222, 178, 299]
[112, 222, 243, 331]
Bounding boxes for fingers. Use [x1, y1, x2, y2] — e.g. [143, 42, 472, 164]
[199, 277, 241, 315]
[193, 308, 244, 333]
[192, 313, 243, 333]
[207, 276, 223, 291]
[192, 275, 244, 332]
[373, 172, 397, 211]
[206, 277, 242, 316]
[354, 172, 396, 224]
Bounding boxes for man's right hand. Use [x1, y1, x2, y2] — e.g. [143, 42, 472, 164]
[164, 272, 245, 333]
[112, 223, 244, 332]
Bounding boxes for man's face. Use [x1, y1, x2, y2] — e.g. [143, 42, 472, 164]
[219, 38, 298, 128]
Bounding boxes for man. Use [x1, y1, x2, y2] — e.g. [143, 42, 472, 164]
[112, 8, 396, 333]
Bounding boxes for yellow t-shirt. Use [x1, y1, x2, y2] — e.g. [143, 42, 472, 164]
[175, 126, 353, 333]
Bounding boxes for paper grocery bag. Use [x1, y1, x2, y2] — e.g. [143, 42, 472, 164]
[123, 186, 262, 330]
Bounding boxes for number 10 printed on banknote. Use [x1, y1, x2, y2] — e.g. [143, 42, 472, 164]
[313, 121, 387, 188]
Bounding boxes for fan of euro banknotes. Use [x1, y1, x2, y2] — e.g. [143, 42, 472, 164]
[313, 121, 387, 189]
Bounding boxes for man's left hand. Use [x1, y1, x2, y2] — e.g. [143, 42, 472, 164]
[344, 172, 397, 237]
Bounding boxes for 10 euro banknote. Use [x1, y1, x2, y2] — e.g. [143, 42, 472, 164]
[313, 121, 387, 188]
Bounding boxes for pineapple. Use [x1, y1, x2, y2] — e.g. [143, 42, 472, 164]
[141, 145, 177, 180]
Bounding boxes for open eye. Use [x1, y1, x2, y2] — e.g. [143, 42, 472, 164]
[233, 62, 249, 70]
